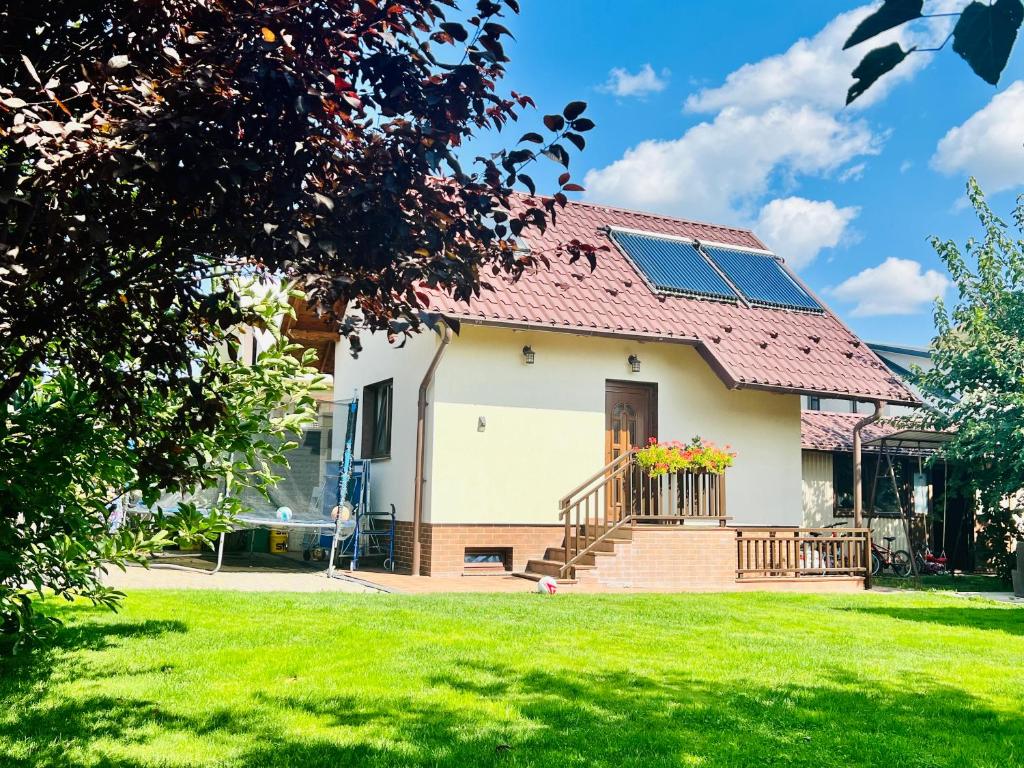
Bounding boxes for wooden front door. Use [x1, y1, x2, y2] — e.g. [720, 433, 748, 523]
[605, 381, 657, 463]
[605, 381, 657, 519]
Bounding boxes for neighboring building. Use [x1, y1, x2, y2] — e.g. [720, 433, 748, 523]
[316, 199, 917, 586]
[802, 342, 933, 418]
[798, 339, 975, 570]
[800, 410, 974, 570]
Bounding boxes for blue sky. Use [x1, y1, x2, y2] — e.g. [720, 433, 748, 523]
[461, 1, 1024, 346]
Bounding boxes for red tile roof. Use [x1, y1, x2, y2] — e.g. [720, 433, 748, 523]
[801, 411, 900, 452]
[430, 199, 919, 405]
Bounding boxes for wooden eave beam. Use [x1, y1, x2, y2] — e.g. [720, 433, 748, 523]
[286, 328, 339, 343]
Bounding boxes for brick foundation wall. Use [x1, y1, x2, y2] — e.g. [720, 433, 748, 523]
[733, 576, 863, 593]
[428, 524, 564, 576]
[392, 522, 864, 590]
[393, 520, 428, 575]
[392, 522, 563, 576]
[576, 527, 864, 592]
[580, 527, 739, 590]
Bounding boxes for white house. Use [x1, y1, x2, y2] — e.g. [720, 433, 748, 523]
[321, 199, 917, 587]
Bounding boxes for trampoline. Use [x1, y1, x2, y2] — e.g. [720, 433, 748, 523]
[131, 396, 394, 577]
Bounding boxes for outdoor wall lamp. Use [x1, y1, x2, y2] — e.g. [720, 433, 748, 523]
[522, 345, 536, 365]
[628, 354, 641, 373]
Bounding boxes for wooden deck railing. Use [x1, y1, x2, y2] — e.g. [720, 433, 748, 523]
[631, 464, 728, 524]
[558, 452, 729, 578]
[735, 528, 871, 580]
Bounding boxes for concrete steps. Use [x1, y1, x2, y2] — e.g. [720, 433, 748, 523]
[523, 557, 596, 578]
[542, 546, 616, 564]
[516, 526, 630, 582]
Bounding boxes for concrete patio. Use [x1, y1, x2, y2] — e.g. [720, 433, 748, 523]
[102, 553, 1024, 600]
[100, 552, 664, 594]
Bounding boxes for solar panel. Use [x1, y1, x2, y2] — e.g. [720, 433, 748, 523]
[610, 230, 738, 301]
[701, 245, 821, 311]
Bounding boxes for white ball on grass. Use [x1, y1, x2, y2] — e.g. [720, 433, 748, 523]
[536, 576, 558, 595]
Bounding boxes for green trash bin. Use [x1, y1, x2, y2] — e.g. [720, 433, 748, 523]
[249, 528, 270, 554]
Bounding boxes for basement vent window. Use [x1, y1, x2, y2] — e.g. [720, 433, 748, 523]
[464, 547, 511, 574]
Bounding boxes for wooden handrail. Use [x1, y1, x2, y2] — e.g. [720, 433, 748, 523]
[559, 450, 636, 578]
[558, 453, 729, 579]
[558, 449, 636, 515]
[562, 514, 635, 575]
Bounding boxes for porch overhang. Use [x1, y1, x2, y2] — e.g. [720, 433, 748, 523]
[863, 429, 953, 457]
[282, 296, 339, 375]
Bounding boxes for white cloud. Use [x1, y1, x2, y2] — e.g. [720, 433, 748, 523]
[583, 104, 878, 223]
[685, 1, 958, 114]
[830, 257, 949, 317]
[584, 2, 959, 270]
[931, 80, 1024, 194]
[755, 197, 860, 269]
[599, 64, 669, 98]
[582, 3, 957, 227]
[838, 162, 866, 182]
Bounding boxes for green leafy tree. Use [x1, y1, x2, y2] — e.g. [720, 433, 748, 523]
[0, 1, 597, 648]
[1, 1, 598, 417]
[0, 281, 324, 650]
[844, 0, 1023, 104]
[918, 180, 1024, 581]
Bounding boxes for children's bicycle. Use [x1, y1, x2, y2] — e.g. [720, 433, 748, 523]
[871, 536, 912, 577]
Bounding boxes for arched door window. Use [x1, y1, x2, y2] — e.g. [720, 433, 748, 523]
[610, 402, 638, 459]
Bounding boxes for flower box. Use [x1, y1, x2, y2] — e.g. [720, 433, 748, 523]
[634, 436, 735, 478]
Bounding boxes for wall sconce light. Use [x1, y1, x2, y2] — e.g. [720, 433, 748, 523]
[628, 354, 641, 373]
[522, 345, 536, 365]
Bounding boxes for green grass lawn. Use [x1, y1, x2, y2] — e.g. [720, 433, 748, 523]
[1, 591, 1022, 768]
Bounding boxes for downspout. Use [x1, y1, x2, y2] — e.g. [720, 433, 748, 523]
[412, 321, 453, 576]
[853, 400, 885, 528]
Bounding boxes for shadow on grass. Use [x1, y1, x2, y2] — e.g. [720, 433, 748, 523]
[846, 602, 1024, 636]
[0, 612, 191, 767]
[0, 610, 186, 673]
[4, 596, 1024, 767]
[874, 574, 1009, 593]
[3, 644, 1021, 767]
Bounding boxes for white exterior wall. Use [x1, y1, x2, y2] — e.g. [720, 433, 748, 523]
[428, 324, 803, 526]
[332, 329, 441, 521]
[868, 517, 912, 551]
